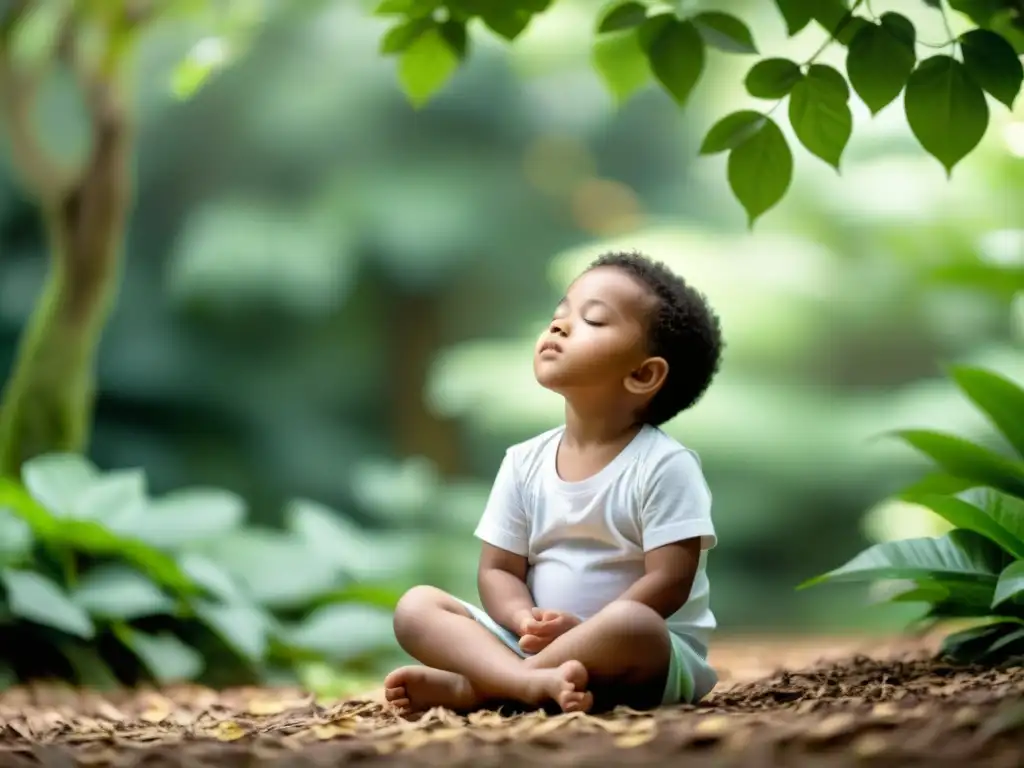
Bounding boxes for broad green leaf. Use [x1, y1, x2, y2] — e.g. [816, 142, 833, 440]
[592, 27, 651, 104]
[744, 58, 802, 99]
[380, 17, 432, 54]
[373, 0, 439, 14]
[115, 625, 204, 683]
[873, 578, 993, 611]
[989, 10, 1024, 55]
[197, 529, 341, 610]
[787, 63, 852, 169]
[910, 493, 1024, 560]
[985, 626, 1024, 656]
[846, 19, 915, 114]
[479, 8, 532, 40]
[948, 0, 1004, 27]
[692, 12, 757, 54]
[905, 55, 989, 176]
[310, 582, 406, 611]
[894, 429, 1024, 498]
[195, 599, 272, 662]
[21, 453, 98, 517]
[1, 569, 94, 639]
[811, 2, 870, 46]
[439, 19, 468, 58]
[800, 529, 1006, 589]
[950, 366, 1024, 459]
[993, 560, 1024, 607]
[398, 26, 461, 107]
[70, 468, 147, 523]
[71, 565, 175, 621]
[960, 29, 1023, 109]
[699, 110, 767, 154]
[941, 621, 1014, 662]
[284, 603, 397, 662]
[596, 1, 648, 33]
[879, 12, 916, 47]
[726, 116, 792, 227]
[59, 643, 120, 690]
[0, 508, 32, 564]
[170, 37, 235, 100]
[896, 472, 974, 499]
[928, 262, 1024, 298]
[178, 553, 245, 603]
[774, 0, 814, 36]
[111, 487, 245, 550]
[645, 19, 705, 107]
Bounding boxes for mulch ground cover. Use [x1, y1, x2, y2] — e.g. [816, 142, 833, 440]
[3, 636, 1024, 767]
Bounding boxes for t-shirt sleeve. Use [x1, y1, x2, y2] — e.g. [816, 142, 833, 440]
[473, 450, 530, 557]
[640, 448, 717, 553]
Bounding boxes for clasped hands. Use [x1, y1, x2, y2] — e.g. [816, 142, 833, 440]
[515, 607, 581, 653]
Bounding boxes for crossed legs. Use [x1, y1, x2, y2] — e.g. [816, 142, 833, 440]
[383, 586, 672, 714]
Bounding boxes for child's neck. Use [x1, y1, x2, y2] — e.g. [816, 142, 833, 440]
[562, 401, 641, 448]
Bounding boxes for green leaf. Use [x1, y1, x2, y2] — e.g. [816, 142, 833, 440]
[592, 27, 651, 104]
[774, 0, 814, 36]
[950, 366, 1024, 459]
[948, 0, 1004, 27]
[894, 429, 1024, 498]
[645, 18, 705, 106]
[380, 17, 432, 54]
[0, 662, 15, 691]
[70, 469, 147, 523]
[846, 19, 916, 115]
[71, 565, 175, 621]
[597, 0, 648, 33]
[692, 12, 757, 54]
[874, 578, 993, 612]
[985, 625, 1024, 656]
[941, 621, 1016, 662]
[284, 604, 397, 663]
[800, 529, 1006, 589]
[989, 10, 1024, 55]
[879, 12, 916, 47]
[909, 493, 1024, 560]
[373, 0, 438, 16]
[905, 55, 989, 177]
[744, 58, 802, 99]
[699, 110, 767, 154]
[178, 553, 245, 603]
[1, 569, 94, 639]
[928, 262, 1024, 298]
[398, 26, 461, 107]
[59, 643, 120, 690]
[20, 453, 98, 517]
[895, 472, 975, 499]
[787, 63, 852, 170]
[479, 8, 532, 40]
[115, 625, 204, 683]
[726, 116, 792, 227]
[195, 599, 272, 663]
[110, 487, 245, 550]
[811, 2, 870, 45]
[960, 29, 1023, 109]
[993, 560, 1024, 607]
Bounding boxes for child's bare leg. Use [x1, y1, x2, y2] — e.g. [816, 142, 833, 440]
[383, 586, 589, 713]
[522, 599, 672, 710]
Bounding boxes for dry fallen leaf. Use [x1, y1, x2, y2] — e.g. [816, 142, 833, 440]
[211, 720, 247, 741]
[613, 721, 657, 748]
[806, 713, 857, 742]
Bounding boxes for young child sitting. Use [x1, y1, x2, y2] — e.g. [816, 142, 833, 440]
[384, 251, 723, 714]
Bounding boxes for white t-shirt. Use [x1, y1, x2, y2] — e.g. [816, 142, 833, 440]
[474, 424, 717, 648]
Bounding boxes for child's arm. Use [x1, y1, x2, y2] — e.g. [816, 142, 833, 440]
[620, 448, 715, 618]
[478, 543, 535, 634]
[617, 538, 701, 617]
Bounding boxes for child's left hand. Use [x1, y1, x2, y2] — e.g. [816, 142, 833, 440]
[518, 608, 581, 653]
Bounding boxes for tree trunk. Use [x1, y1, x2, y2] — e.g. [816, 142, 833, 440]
[0, 42, 133, 477]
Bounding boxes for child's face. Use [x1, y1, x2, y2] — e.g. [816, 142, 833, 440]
[534, 266, 661, 397]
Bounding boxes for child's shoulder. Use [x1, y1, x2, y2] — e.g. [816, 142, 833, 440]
[503, 426, 564, 476]
[635, 425, 707, 481]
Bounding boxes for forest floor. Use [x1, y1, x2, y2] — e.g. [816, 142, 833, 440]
[2, 632, 1024, 767]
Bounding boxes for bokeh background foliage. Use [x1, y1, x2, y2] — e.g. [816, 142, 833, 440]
[0, 0, 1022, 691]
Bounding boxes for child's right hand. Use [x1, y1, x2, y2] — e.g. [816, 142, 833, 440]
[518, 608, 581, 653]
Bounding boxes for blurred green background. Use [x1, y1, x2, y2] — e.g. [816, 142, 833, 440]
[2, 0, 1023, 686]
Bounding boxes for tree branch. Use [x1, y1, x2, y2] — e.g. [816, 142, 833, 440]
[0, 2, 75, 203]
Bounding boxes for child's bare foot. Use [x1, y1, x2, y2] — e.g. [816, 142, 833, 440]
[525, 660, 593, 713]
[383, 666, 480, 714]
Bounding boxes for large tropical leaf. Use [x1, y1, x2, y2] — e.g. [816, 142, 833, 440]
[800, 529, 1007, 590]
[909, 491, 1024, 559]
[875, 578, 995, 613]
[950, 366, 1024, 459]
[893, 430, 1024, 498]
[993, 560, 1024, 608]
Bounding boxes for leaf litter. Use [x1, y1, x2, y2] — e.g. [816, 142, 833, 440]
[2, 636, 1024, 766]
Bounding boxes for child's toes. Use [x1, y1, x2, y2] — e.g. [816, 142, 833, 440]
[384, 686, 406, 702]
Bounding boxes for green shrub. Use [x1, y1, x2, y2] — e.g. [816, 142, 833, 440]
[0, 454, 401, 690]
[803, 365, 1024, 663]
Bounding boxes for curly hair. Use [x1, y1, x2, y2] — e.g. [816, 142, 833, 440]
[587, 250, 724, 426]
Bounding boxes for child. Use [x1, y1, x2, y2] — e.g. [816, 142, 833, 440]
[384, 251, 723, 714]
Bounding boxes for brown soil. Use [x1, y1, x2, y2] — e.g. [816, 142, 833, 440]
[3, 634, 1024, 767]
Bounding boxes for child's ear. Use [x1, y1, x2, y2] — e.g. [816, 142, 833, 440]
[624, 357, 668, 397]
